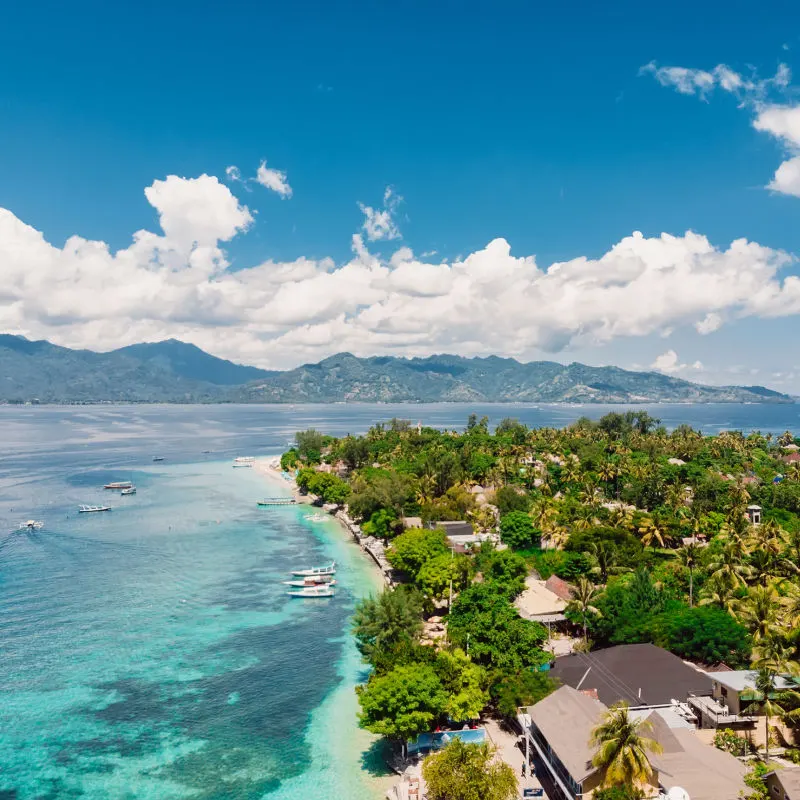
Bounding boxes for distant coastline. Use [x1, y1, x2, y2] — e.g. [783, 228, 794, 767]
[0, 335, 792, 405]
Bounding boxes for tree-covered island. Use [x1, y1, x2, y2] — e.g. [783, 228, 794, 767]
[282, 413, 800, 798]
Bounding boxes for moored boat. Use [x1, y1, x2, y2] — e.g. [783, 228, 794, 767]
[78, 505, 111, 513]
[152, 456, 165, 462]
[103, 481, 133, 490]
[282, 578, 337, 587]
[257, 497, 296, 506]
[287, 585, 335, 598]
[292, 561, 336, 577]
[121, 486, 136, 495]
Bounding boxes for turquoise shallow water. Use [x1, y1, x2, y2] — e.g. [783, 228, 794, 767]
[0, 421, 386, 799]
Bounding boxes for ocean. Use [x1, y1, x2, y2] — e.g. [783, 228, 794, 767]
[1, 402, 799, 799]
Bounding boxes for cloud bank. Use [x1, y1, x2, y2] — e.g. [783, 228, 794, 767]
[1, 172, 800, 369]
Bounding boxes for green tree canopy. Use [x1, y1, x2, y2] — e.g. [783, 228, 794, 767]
[653, 605, 751, 666]
[352, 586, 424, 671]
[490, 669, 559, 717]
[448, 583, 548, 671]
[474, 546, 528, 599]
[499, 510, 538, 550]
[295, 428, 326, 462]
[387, 528, 450, 579]
[357, 663, 447, 741]
[435, 648, 489, 722]
[417, 552, 472, 600]
[422, 739, 518, 800]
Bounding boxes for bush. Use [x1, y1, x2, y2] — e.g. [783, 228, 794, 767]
[713, 729, 752, 756]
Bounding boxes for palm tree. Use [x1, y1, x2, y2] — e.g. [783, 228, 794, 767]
[742, 667, 786, 764]
[698, 576, 739, 617]
[590, 703, 663, 790]
[638, 514, 672, 551]
[566, 576, 602, 643]
[708, 541, 753, 589]
[736, 585, 782, 642]
[677, 541, 700, 607]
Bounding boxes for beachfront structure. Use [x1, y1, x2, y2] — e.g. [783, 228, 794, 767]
[520, 685, 747, 800]
[550, 644, 712, 711]
[765, 767, 800, 799]
[693, 670, 800, 728]
[515, 576, 568, 626]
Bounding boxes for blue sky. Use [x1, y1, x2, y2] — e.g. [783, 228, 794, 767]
[1, 0, 800, 389]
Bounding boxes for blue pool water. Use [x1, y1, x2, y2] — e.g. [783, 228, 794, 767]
[0, 402, 798, 798]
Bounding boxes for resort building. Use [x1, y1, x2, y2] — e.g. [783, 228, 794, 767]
[520, 685, 747, 800]
[549, 644, 712, 710]
[765, 767, 800, 799]
[515, 576, 568, 626]
[694, 670, 800, 727]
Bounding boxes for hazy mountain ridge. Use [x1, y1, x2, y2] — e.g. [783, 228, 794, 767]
[0, 336, 791, 404]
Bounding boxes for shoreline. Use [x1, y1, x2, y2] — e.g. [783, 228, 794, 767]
[253, 457, 394, 591]
[252, 456, 394, 799]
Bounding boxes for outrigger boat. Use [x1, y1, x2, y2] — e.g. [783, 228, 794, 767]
[79, 505, 111, 513]
[257, 498, 296, 506]
[291, 561, 335, 577]
[287, 585, 335, 598]
[19, 520, 44, 530]
[233, 456, 255, 468]
[103, 481, 133, 490]
[283, 576, 337, 587]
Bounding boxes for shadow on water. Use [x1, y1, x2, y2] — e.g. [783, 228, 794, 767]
[359, 738, 394, 778]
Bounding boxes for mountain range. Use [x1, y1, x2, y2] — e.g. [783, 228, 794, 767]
[0, 335, 792, 405]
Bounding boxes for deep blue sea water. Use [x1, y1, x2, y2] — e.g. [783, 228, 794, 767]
[1, 402, 799, 799]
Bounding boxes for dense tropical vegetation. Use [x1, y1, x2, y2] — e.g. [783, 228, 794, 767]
[285, 412, 800, 789]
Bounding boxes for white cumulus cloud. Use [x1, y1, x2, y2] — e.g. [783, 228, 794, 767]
[4, 175, 800, 371]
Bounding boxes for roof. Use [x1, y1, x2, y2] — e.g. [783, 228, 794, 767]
[706, 670, 799, 693]
[526, 685, 605, 783]
[402, 517, 423, 528]
[550, 644, 712, 707]
[433, 521, 474, 536]
[647, 713, 747, 800]
[544, 574, 574, 602]
[767, 768, 800, 794]
[515, 577, 567, 618]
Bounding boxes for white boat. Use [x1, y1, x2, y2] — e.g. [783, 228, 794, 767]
[152, 456, 165, 462]
[103, 481, 133, 490]
[79, 505, 111, 513]
[283, 578, 337, 587]
[292, 561, 336, 577]
[232, 462, 253, 468]
[233, 456, 255, 464]
[19, 520, 44, 530]
[121, 486, 136, 495]
[287, 585, 335, 598]
[303, 513, 327, 522]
